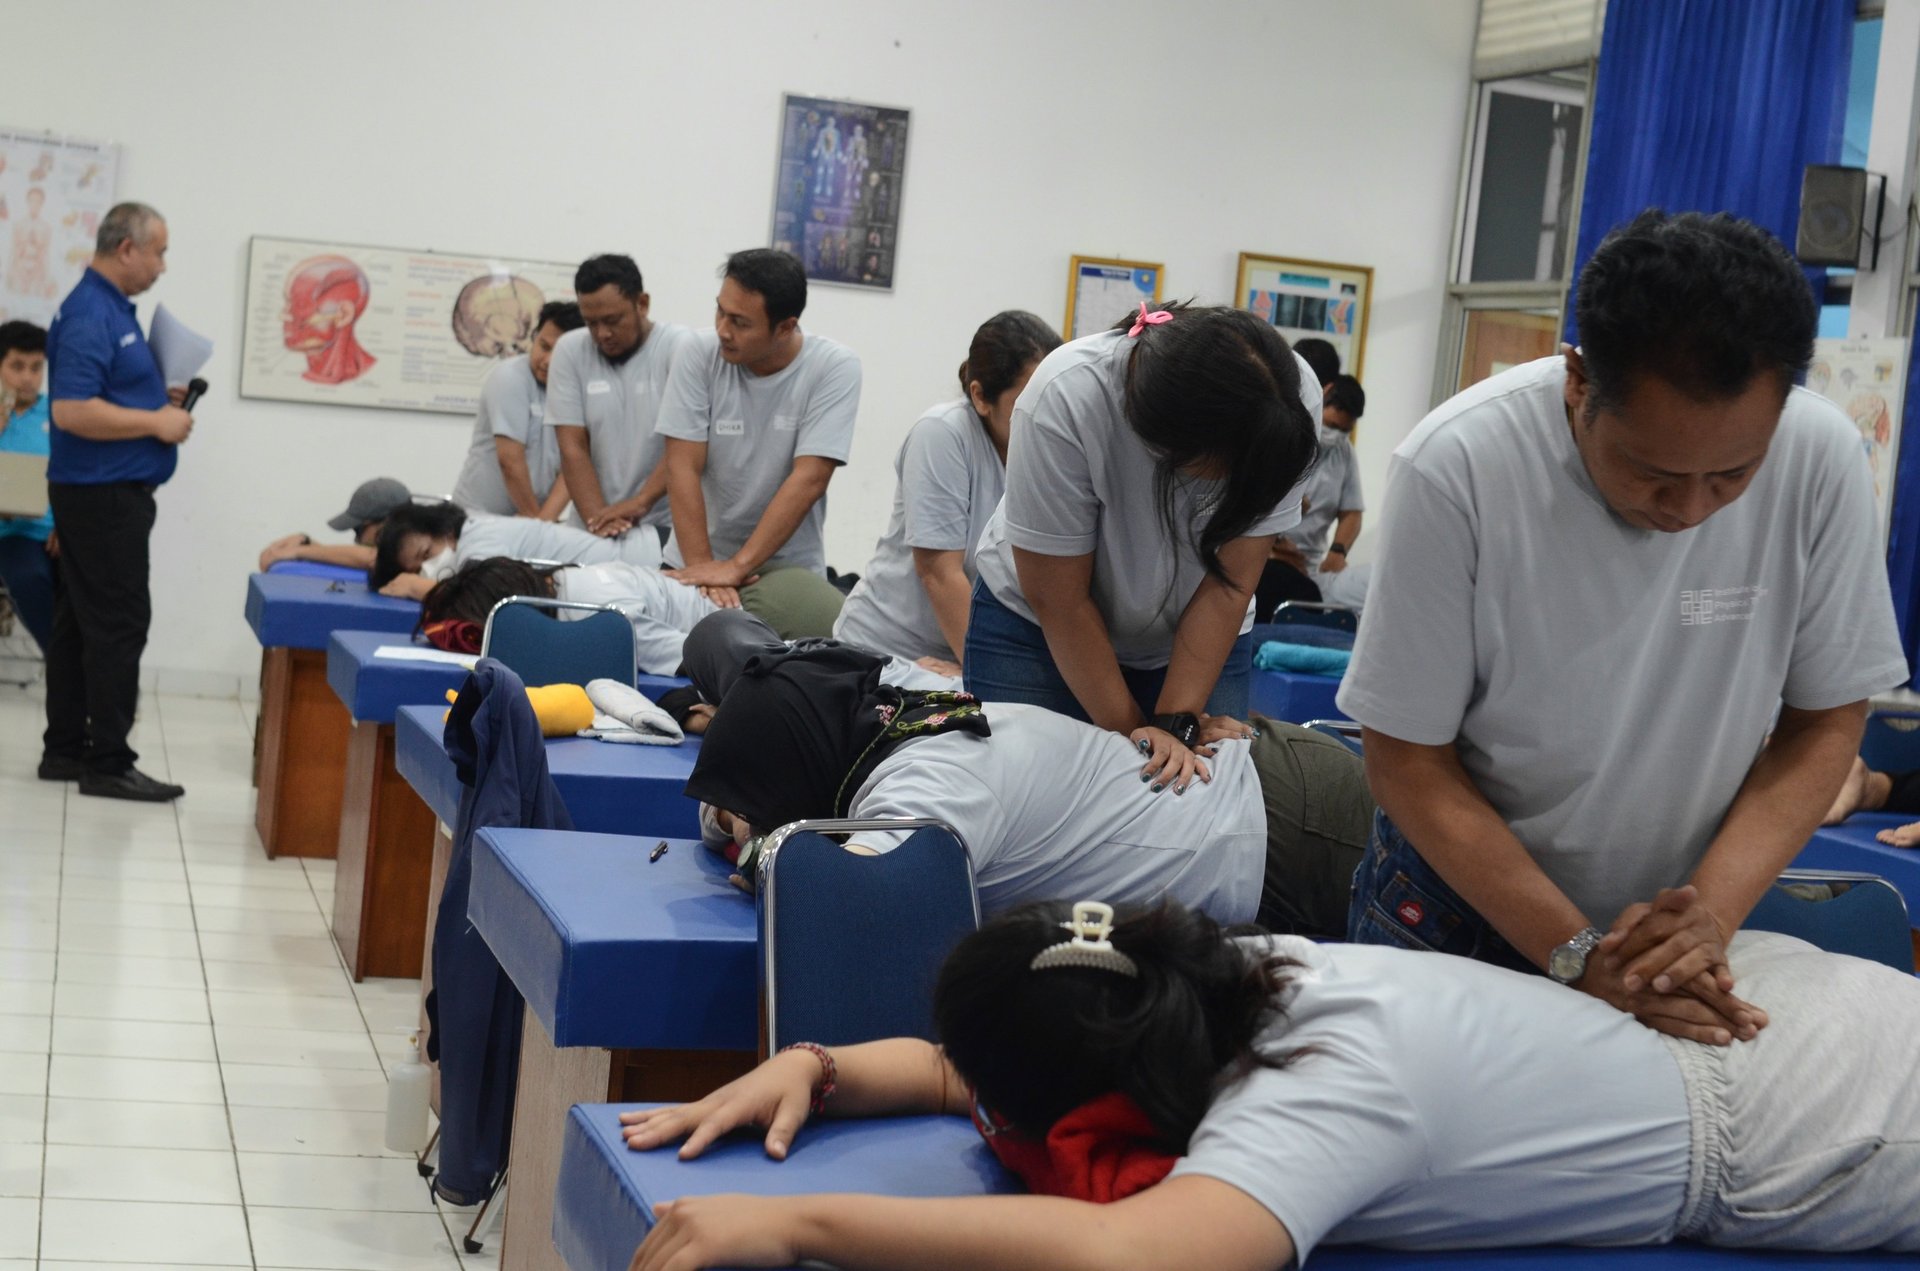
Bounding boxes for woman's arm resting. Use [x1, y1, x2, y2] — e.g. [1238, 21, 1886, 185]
[911, 547, 973, 660]
[630, 1176, 1293, 1271]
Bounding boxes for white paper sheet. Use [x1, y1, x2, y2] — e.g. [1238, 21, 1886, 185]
[373, 645, 476, 668]
[148, 303, 214, 386]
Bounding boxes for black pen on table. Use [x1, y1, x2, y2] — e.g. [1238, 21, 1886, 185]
[649, 840, 669, 863]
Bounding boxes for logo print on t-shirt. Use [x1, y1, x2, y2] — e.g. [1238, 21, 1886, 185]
[1679, 585, 1768, 626]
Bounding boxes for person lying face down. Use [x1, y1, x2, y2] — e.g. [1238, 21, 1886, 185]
[368, 498, 665, 600]
[413, 555, 848, 678]
[256, 476, 411, 573]
[681, 615, 1373, 935]
[622, 899, 1920, 1270]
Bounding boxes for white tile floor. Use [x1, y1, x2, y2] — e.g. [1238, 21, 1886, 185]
[0, 684, 500, 1270]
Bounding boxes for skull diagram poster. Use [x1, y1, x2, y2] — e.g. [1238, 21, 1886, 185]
[240, 236, 576, 415]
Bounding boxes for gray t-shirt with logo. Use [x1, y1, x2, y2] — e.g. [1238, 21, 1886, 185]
[1284, 430, 1365, 567]
[1337, 356, 1908, 926]
[833, 399, 1005, 662]
[654, 328, 862, 573]
[543, 323, 692, 529]
[973, 330, 1315, 669]
[450, 356, 554, 516]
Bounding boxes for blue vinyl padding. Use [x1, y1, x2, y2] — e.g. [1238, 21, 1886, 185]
[245, 572, 419, 650]
[1793, 814, 1920, 932]
[468, 829, 755, 1050]
[264, 559, 369, 584]
[552, 1103, 1907, 1271]
[1249, 666, 1348, 724]
[1860, 711, 1920, 774]
[394, 703, 701, 837]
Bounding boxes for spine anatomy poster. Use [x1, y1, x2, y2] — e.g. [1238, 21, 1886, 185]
[240, 236, 575, 415]
[0, 128, 121, 327]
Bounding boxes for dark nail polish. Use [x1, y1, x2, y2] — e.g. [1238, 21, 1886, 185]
[1150, 783, 1164, 793]
[1140, 772, 1151, 783]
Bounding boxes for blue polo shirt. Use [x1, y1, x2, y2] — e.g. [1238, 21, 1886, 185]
[46, 267, 176, 485]
[0, 397, 54, 540]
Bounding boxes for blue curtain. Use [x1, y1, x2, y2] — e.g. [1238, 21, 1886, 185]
[1568, 0, 1853, 339]
[1890, 343, 1920, 687]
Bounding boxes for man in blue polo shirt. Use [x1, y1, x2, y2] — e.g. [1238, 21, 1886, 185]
[40, 202, 195, 801]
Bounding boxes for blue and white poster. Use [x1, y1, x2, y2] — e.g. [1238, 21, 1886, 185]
[770, 93, 910, 292]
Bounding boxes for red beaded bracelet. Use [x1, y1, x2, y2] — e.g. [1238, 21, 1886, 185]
[779, 1041, 837, 1112]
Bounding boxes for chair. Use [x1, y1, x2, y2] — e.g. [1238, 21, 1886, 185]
[1254, 602, 1359, 652]
[758, 818, 979, 1055]
[480, 595, 637, 687]
[1302, 718, 1364, 755]
[1860, 708, 1920, 775]
[1745, 868, 1913, 972]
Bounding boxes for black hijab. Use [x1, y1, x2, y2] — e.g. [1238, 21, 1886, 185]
[684, 638, 989, 834]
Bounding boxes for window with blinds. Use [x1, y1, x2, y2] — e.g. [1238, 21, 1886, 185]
[1473, 0, 1605, 79]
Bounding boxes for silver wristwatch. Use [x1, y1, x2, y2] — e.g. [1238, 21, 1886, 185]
[1546, 927, 1605, 985]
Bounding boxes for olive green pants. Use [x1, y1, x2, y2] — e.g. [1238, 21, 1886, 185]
[739, 566, 846, 640]
[1249, 715, 1376, 938]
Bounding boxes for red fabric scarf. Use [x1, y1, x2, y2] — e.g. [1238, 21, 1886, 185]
[972, 1091, 1177, 1202]
[422, 619, 483, 655]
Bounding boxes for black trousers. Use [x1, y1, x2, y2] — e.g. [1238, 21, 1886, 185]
[43, 481, 156, 774]
[1254, 558, 1322, 623]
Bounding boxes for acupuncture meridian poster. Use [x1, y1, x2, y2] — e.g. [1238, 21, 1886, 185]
[0, 128, 121, 328]
[240, 236, 576, 415]
[770, 93, 910, 291]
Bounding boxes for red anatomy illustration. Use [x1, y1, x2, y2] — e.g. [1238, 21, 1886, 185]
[281, 254, 376, 384]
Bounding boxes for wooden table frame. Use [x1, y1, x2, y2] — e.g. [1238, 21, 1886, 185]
[254, 647, 350, 859]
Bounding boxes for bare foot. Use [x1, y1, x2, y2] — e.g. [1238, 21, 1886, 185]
[1876, 821, 1920, 849]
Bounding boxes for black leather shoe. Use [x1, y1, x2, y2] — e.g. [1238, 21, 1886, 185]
[78, 767, 185, 802]
[37, 754, 90, 782]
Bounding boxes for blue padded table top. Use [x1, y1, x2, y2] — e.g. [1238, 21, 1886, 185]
[265, 559, 368, 584]
[552, 1103, 1900, 1271]
[393, 702, 701, 837]
[245, 572, 420, 650]
[1795, 813, 1920, 926]
[1249, 666, 1348, 725]
[469, 829, 755, 1050]
[327, 630, 470, 725]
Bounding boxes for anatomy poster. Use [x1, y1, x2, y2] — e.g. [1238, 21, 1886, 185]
[770, 93, 910, 291]
[240, 236, 576, 415]
[1236, 253, 1373, 378]
[1809, 337, 1907, 545]
[0, 128, 120, 327]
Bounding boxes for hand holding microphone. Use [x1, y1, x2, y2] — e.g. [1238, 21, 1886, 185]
[155, 376, 206, 445]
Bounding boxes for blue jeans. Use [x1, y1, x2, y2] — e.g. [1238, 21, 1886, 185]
[1346, 809, 1537, 975]
[0, 532, 54, 653]
[962, 579, 1252, 722]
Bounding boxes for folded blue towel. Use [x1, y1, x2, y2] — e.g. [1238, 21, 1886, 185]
[1254, 641, 1352, 677]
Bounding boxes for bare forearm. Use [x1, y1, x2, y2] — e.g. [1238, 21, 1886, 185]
[1692, 701, 1868, 930]
[1331, 510, 1363, 551]
[555, 428, 605, 521]
[630, 458, 670, 516]
[732, 470, 832, 573]
[1030, 590, 1142, 732]
[1364, 731, 1590, 966]
[51, 397, 161, 441]
[666, 448, 714, 565]
[1157, 577, 1254, 716]
[914, 552, 973, 660]
[792, 1195, 1131, 1271]
[298, 543, 375, 569]
[495, 440, 541, 517]
[538, 473, 571, 521]
[819, 1039, 964, 1118]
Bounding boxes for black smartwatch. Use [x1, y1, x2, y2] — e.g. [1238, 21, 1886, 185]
[1327, 542, 1349, 556]
[1151, 712, 1200, 747]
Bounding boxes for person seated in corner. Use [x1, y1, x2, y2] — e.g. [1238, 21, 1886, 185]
[1822, 754, 1920, 848]
[368, 498, 666, 599]
[257, 476, 412, 573]
[681, 615, 1373, 937]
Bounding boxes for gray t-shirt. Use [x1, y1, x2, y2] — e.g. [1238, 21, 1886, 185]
[833, 399, 1005, 662]
[1283, 428, 1365, 567]
[543, 323, 692, 529]
[454, 512, 664, 572]
[554, 561, 715, 676]
[450, 357, 556, 516]
[850, 703, 1267, 919]
[654, 329, 862, 573]
[1172, 936, 1689, 1261]
[973, 331, 1317, 668]
[1337, 356, 1908, 926]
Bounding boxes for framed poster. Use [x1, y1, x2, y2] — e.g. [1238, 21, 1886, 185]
[1809, 337, 1908, 545]
[770, 93, 910, 291]
[240, 236, 576, 415]
[0, 127, 121, 327]
[1236, 253, 1373, 378]
[1065, 256, 1162, 341]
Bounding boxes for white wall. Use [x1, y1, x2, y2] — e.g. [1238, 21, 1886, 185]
[3, 0, 1474, 688]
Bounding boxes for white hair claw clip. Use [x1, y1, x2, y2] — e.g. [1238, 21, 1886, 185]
[1029, 901, 1138, 977]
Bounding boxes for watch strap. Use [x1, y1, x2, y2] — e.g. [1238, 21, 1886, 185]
[1150, 712, 1200, 747]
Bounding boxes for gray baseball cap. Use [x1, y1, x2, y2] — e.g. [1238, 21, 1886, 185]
[327, 478, 413, 531]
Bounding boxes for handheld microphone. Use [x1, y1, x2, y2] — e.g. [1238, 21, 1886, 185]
[180, 377, 209, 412]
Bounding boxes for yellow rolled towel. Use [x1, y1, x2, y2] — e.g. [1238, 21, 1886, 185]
[442, 683, 594, 737]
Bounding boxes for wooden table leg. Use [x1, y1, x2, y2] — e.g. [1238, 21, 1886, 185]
[333, 721, 438, 980]
[254, 646, 350, 860]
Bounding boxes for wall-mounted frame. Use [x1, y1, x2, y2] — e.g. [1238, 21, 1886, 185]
[769, 92, 911, 291]
[1065, 256, 1163, 341]
[1235, 252, 1374, 378]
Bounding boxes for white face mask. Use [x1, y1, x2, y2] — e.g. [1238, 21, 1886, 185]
[421, 546, 457, 581]
[1318, 422, 1345, 447]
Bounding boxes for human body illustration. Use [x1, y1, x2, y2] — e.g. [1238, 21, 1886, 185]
[281, 254, 377, 385]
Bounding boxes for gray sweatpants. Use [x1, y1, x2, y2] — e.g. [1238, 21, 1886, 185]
[1666, 930, 1920, 1252]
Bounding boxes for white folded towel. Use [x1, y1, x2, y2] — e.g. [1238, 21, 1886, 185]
[576, 679, 684, 746]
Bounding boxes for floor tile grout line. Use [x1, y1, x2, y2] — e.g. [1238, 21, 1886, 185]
[37, 754, 65, 1268]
